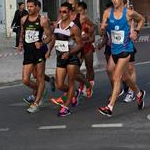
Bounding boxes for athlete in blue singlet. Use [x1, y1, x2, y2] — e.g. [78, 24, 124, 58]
[97, 0, 145, 117]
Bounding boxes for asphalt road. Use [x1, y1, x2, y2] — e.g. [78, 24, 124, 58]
[0, 28, 150, 150]
[0, 60, 150, 150]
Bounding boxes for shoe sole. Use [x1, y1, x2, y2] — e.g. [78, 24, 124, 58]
[27, 108, 39, 113]
[137, 90, 146, 110]
[123, 97, 135, 103]
[97, 108, 112, 117]
[51, 98, 68, 109]
[23, 98, 34, 105]
[58, 112, 71, 117]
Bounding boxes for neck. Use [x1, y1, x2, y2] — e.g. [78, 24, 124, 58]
[114, 3, 124, 12]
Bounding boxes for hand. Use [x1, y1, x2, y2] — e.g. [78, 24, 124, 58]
[45, 51, 51, 59]
[96, 36, 107, 50]
[61, 52, 70, 59]
[17, 43, 23, 53]
[130, 30, 138, 41]
[35, 42, 43, 49]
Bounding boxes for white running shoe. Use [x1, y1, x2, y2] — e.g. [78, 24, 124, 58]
[123, 91, 135, 103]
[27, 103, 39, 113]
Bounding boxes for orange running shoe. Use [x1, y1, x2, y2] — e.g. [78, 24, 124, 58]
[51, 97, 65, 107]
[86, 84, 93, 98]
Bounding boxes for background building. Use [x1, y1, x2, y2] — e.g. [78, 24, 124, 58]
[1, 0, 149, 37]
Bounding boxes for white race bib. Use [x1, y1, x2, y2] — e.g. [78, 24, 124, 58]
[111, 30, 125, 44]
[55, 40, 69, 52]
[25, 30, 39, 43]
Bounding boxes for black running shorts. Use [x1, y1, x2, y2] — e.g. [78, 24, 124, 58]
[56, 50, 81, 68]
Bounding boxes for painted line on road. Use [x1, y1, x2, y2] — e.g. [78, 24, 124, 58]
[91, 123, 123, 128]
[0, 128, 9, 132]
[147, 114, 150, 121]
[38, 125, 67, 130]
[135, 61, 150, 66]
[0, 83, 23, 90]
[9, 102, 26, 107]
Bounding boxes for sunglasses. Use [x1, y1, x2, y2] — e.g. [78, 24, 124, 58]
[59, 10, 68, 14]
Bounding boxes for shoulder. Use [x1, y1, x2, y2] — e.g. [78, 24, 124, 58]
[104, 8, 111, 17]
[71, 23, 80, 34]
[21, 15, 28, 24]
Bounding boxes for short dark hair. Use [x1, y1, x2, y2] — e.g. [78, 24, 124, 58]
[18, 2, 24, 7]
[37, 0, 41, 8]
[78, 2, 87, 10]
[27, 0, 38, 6]
[61, 2, 73, 11]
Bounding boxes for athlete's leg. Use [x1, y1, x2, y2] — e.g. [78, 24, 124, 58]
[109, 55, 131, 108]
[34, 61, 45, 104]
[64, 65, 79, 107]
[55, 67, 68, 92]
[83, 50, 94, 81]
[106, 55, 115, 89]
[22, 64, 37, 91]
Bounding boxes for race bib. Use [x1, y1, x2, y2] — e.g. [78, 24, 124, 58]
[55, 40, 69, 52]
[25, 30, 39, 43]
[111, 30, 125, 44]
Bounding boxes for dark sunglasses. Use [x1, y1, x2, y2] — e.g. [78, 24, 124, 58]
[59, 10, 68, 14]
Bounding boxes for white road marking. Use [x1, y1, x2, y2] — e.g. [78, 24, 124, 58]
[38, 125, 67, 130]
[91, 123, 123, 128]
[0, 83, 23, 90]
[9, 102, 26, 107]
[147, 114, 150, 121]
[0, 128, 9, 132]
[135, 61, 150, 66]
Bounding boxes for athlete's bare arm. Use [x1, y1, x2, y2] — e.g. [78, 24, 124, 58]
[70, 25, 83, 55]
[61, 25, 83, 60]
[41, 17, 52, 44]
[18, 15, 28, 52]
[127, 9, 145, 31]
[99, 9, 110, 36]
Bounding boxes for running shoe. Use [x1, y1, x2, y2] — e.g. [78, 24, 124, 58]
[50, 97, 65, 108]
[23, 95, 35, 104]
[50, 76, 55, 92]
[27, 103, 39, 113]
[57, 107, 71, 117]
[71, 90, 80, 107]
[78, 83, 84, 93]
[86, 85, 93, 98]
[98, 106, 112, 117]
[123, 91, 135, 103]
[136, 90, 146, 110]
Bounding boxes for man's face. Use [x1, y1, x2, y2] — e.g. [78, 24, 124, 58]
[77, 6, 85, 14]
[20, 4, 25, 10]
[59, 7, 70, 21]
[111, 0, 123, 9]
[27, 2, 37, 15]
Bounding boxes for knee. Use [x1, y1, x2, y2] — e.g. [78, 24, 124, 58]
[22, 77, 30, 85]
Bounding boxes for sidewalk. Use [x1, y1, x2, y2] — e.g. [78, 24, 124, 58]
[0, 33, 106, 86]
